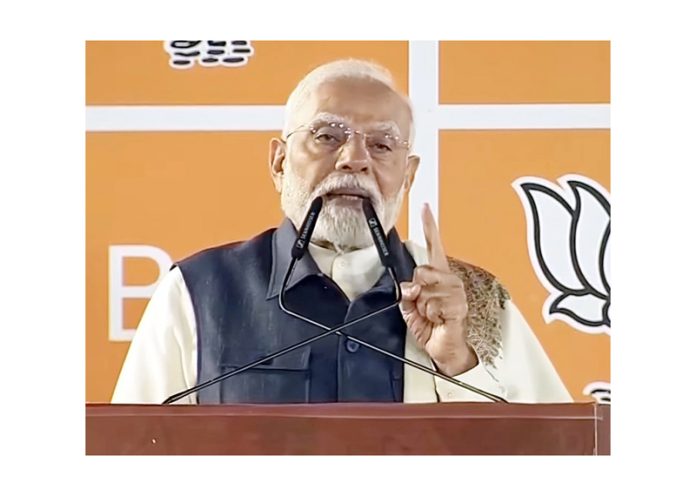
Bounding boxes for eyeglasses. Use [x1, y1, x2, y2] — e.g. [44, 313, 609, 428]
[284, 120, 410, 157]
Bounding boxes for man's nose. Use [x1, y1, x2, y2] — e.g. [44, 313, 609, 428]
[335, 134, 370, 173]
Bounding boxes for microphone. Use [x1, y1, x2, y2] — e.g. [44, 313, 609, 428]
[163, 196, 507, 404]
[291, 196, 323, 260]
[362, 198, 397, 269]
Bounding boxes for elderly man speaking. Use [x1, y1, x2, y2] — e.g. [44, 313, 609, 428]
[112, 59, 572, 405]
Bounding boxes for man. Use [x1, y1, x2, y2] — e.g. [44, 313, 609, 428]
[112, 59, 571, 404]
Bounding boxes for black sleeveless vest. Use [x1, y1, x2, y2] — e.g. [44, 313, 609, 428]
[176, 218, 416, 404]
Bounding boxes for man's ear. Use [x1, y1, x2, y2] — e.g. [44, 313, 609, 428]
[404, 154, 421, 192]
[269, 138, 286, 193]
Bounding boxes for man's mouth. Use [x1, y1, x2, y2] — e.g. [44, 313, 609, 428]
[324, 188, 371, 203]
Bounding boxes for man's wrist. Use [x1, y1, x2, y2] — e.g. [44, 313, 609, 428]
[433, 343, 479, 377]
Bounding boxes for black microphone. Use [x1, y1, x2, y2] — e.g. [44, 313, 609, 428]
[291, 196, 323, 260]
[362, 198, 397, 269]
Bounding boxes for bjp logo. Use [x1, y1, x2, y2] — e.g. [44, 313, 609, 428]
[513, 175, 610, 335]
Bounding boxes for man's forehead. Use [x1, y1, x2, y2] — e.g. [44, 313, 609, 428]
[288, 77, 413, 139]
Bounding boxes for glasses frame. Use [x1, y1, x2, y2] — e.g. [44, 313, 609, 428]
[284, 120, 411, 153]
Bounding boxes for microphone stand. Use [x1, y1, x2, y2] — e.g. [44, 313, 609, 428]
[163, 196, 507, 404]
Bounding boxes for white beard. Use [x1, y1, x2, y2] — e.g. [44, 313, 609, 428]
[280, 163, 405, 252]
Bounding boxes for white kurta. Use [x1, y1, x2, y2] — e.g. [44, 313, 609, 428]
[112, 240, 572, 404]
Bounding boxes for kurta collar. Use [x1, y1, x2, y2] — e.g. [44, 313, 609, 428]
[266, 217, 415, 300]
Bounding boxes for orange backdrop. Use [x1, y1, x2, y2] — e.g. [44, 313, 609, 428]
[86, 41, 610, 402]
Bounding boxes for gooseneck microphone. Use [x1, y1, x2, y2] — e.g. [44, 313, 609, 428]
[362, 199, 397, 269]
[291, 196, 323, 260]
[277, 197, 403, 347]
[163, 195, 507, 404]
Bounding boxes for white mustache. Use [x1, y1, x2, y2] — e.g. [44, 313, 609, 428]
[311, 175, 383, 209]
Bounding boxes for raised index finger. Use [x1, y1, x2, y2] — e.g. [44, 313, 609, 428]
[422, 203, 449, 271]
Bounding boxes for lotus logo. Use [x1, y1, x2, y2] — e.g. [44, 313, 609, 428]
[512, 175, 610, 335]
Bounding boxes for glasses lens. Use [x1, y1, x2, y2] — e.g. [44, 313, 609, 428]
[312, 123, 348, 147]
[365, 133, 397, 153]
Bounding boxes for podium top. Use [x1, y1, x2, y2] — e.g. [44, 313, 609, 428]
[86, 402, 609, 455]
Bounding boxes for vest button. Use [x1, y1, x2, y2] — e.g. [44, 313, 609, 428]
[346, 340, 360, 353]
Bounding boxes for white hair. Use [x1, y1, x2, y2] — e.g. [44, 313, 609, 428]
[282, 59, 415, 147]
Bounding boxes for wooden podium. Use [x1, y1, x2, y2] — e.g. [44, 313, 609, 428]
[86, 402, 609, 455]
